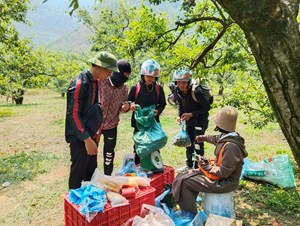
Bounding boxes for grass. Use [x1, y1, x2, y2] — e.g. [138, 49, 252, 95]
[0, 88, 299, 226]
[0, 151, 51, 183]
[0, 108, 14, 118]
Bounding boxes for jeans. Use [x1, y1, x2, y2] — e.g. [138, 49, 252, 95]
[102, 127, 117, 175]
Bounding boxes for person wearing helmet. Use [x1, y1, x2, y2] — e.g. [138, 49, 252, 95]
[172, 67, 210, 173]
[128, 59, 167, 164]
[65, 51, 119, 189]
[172, 106, 248, 215]
[97, 59, 132, 176]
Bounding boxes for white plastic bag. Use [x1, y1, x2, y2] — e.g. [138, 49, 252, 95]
[106, 191, 129, 207]
[123, 204, 175, 226]
[242, 154, 296, 188]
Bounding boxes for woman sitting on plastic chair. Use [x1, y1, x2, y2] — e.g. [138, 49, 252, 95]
[172, 106, 248, 215]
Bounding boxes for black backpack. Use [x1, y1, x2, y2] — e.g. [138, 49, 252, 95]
[191, 83, 214, 105]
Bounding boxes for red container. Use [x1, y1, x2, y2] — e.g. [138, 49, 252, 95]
[150, 165, 175, 196]
[64, 186, 155, 226]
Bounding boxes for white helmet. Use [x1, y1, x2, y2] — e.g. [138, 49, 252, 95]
[172, 68, 192, 82]
[140, 59, 160, 77]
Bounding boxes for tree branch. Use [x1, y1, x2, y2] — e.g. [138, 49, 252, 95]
[176, 16, 226, 26]
[190, 21, 231, 69]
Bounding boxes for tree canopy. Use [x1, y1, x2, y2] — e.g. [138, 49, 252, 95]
[67, 0, 300, 166]
[2, 0, 299, 166]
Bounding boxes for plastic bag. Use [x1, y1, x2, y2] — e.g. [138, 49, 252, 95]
[242, 154, 296, 189]
[69, 185, 107, 222]
[133, 105, 168, 159]
[171, 121, 191, 147]
[155, 184, 177, 209]
[202, 192, 235, 219]
[106, 191, 129, 207]
[121, 187, 139, 198]
[123, 204, 175, 226]
[170, 211, 196, 226]
[155, 185, 194, 226]
[159, 203, 195, 226]
[111, 175, 150, 188]
[188, 211, 208, 226]
[90, 169, 129, 192]
[115, 156, 148, 177]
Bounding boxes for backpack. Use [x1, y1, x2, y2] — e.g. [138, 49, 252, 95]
[191, 83, 213, 105]
[135, 82, 160, 100]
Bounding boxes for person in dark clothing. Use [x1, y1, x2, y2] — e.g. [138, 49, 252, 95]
[172, 68, 210, 172]
[127, 59, 167, 164]
[65, 51, 119, 189]
[172, 106, 248, 215]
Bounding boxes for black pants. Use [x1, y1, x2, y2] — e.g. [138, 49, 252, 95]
[133, 127, 140, 165]
[102, 127, 117, 175]
[185, 121, 208, 168]
[69, 138, 97, 189]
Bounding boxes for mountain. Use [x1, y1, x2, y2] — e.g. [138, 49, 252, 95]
[46, 25, 92, 53]
[16, 0, 181, 53]
[16, 0, 94, 48]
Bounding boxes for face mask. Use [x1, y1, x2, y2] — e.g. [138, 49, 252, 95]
[110, 59, 131, 88]
[110, 72, 128, 88]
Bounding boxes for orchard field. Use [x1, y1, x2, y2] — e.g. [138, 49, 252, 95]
[0, 89, 299, 226]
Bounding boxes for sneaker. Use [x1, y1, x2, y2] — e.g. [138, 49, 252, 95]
[176, 165, 192, 173]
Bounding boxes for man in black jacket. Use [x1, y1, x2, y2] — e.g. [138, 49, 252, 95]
[65, 51, 119, 189]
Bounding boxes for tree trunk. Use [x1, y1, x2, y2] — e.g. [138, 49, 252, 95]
[217, 0, 300, 166]
[14, 97, 24, 105]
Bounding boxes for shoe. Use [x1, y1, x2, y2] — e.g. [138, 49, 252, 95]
[176, 165, 192, 173]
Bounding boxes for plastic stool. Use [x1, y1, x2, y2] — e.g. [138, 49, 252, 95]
[203, 192, 236, 219]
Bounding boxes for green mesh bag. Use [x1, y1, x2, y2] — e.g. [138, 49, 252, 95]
[133, 105, 168, 159]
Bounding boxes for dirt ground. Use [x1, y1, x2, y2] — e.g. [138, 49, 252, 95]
[0, 91, 70, 225]
[0, 165, 69, 225]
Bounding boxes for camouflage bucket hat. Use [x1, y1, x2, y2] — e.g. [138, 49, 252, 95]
[88, 51, 119, 72]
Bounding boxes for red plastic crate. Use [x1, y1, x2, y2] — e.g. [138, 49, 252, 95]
[150, 165, 175, 196]
[64, 186, 155, 226]
[128, 186, 155, 217]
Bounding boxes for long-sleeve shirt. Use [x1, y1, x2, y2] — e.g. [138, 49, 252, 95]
[65, 70, 98, 143]
[128, 80, 166, 129]
[202, 133, 248, 180]
[172, 133, 248, 202]
[175, 85, 210, 126]
[98, 78, 128, 130]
